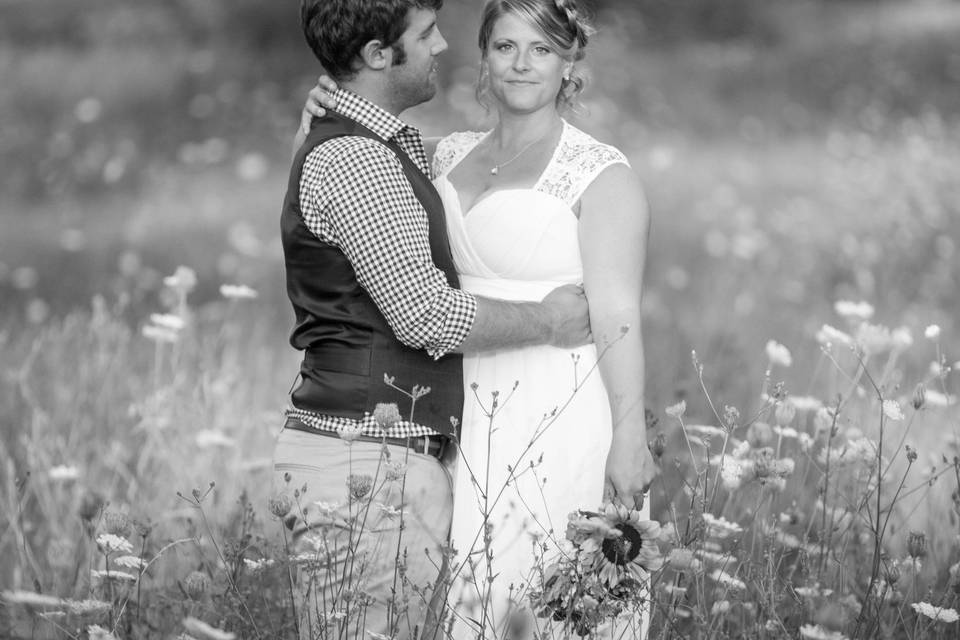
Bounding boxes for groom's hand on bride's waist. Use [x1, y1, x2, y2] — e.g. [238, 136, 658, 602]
[541, 284, 592, 348]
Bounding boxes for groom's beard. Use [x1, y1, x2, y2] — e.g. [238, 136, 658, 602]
[388, 58, 439, 111]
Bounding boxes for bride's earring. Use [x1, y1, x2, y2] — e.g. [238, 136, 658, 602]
[477, 61, 492, 109]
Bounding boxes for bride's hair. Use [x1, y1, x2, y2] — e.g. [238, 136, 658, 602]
[477, 0, 595, 111]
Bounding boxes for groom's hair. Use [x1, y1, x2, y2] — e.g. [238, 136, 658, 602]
[301, 0, 443, 81]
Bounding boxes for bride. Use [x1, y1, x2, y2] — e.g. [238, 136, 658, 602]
[300, 0, 656, 637]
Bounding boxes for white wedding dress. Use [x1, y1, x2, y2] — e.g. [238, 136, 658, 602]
[432, 121, 650, 639]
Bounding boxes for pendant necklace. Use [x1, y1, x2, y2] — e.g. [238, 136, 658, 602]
[489, 124, 557, 176]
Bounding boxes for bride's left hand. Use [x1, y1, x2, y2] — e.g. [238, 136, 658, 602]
[603, 434, 658, 511]
[299, 75, 340, 134]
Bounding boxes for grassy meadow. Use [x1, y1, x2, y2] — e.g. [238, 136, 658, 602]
[2, 0, 960, 637]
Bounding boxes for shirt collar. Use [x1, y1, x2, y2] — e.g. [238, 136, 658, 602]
[333, 88, 420, 142]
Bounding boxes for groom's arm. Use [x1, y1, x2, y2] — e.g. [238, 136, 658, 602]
[454, 288, 591, 354]
[305, 138, 590, 359]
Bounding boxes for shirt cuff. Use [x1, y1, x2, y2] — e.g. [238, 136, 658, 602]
[427, 290, 477, 360]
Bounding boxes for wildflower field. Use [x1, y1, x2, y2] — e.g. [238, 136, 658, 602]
[2, 0, 960, 638]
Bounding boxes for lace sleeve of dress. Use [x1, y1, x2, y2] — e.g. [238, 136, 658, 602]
[432, 130, 487, 178]
[540, 125, 633, 207]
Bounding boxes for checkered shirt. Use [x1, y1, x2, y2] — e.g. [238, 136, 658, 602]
[287, 88, 476, 439]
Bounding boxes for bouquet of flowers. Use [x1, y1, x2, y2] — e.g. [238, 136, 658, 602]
[532, 503, 663, 637]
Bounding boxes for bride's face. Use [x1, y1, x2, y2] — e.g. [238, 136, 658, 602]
[483, 13, 571, 115]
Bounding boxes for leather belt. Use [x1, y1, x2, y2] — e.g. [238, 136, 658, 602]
[283, 417, 448, 460]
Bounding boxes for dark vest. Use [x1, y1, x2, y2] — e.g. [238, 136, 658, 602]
[280, 111, 463, 437]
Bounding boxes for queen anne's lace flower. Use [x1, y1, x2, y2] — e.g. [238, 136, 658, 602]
[710, 569, 746, 593]
[702, 513, 744, 538]
[834, 300, 874, 320]
[882, 400, 905, 421]
[799, 624, 849, 640]
[765, 340, 793, 367]
[96, 533, 133, 555]
[911, 601, 959, 623]
[182, 617, 236, 640]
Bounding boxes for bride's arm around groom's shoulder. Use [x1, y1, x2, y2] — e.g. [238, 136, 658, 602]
[578, 160, 659, 510]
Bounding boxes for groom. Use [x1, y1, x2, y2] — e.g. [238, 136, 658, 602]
[276, 1, 592, 638]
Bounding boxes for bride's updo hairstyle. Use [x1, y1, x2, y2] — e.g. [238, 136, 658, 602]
[477, 0, 594, 110]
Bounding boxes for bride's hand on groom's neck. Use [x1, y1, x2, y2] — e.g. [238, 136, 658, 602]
[293, 74, 341, 155]
[300, 75, 341, 134]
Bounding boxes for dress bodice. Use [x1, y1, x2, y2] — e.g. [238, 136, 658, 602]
[432, 121, 630, 290]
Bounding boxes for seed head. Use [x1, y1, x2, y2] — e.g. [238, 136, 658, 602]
[347, 474, 374, 501]
[907, 531, 926, 559]
[102, 511, 132, 538]
[373, 403, 402, 431]
[649, 433, 666, 459]
[184, 570, 210, 599]
[912, 384, 926, 410]
[268, 494, 293, 518]
[384, 461, 407, 482]
[882, 560, 901, 586]
[774, 401, 796, 427]
[78, 491, 104, 521]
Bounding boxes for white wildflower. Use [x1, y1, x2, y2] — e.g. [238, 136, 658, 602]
[48, 464, 80, 481]
[731, 439, 751, 458]
[64, 599, 112, 615]
[816, 324, 853, 348]
[182, 617, 237, 640]
[660, 584, 688, 597]
[814, 407, 837, 437]
[834, 300, 874, 321]
[377, 503, 401, 520]
[891, 326, 913, 350]
[87, 625, 121, 640]
[337, 423, 364, 443]
[702, 513, 744, 538]
[924, 325, 941, 340]
[114, 555, 147, 570]
[795, 585, 834, 598]
[142, 324, 179, 344]
[788, 395, 823, 411]
[765, 340, 792, 367]
[695, 549, 732, 566]
[882, 400, 905, 421]
[665, 400, 686, 419]
[773, 426, 799, 439]
[911, 601, 959, 623]
[91, 569, 137, 582]
[711, 600, 731, 615]
[666, 548, 702, 572]
[688, 424, 727, 438]
[243, 558, 275, 573]
[163, 266, 198, 294]
[709, 569, 746, 593]
[798, 433, 814, 452]
[220, 284, 258, 300]
[720, 459, 751, 490]
[799, 624, 848, 640]
[1, 590, 63, 607]
[312, 501, 341, 517]
[149, 313, 186, 331]
[195, 429, 237, 448]
[96, 533, 134, 555]
[856, 323, 892, 355]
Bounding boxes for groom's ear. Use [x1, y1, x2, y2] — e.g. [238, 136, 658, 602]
[358, 39, 390, 71]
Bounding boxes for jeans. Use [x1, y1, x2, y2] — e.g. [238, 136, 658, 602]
[273, 427, 454, 640]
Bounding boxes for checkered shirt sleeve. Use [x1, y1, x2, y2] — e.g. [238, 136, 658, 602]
[299, 136, 476, 359]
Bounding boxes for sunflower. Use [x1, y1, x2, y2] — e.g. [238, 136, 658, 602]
[579, 503, 663, 588]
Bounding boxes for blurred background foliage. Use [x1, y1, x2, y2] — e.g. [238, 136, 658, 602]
[1, 0, 959, 409]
